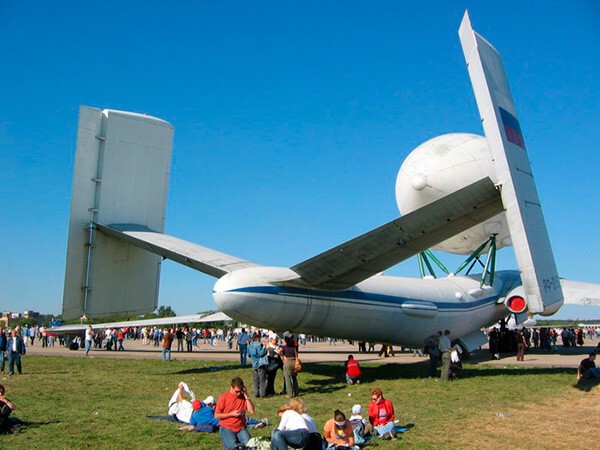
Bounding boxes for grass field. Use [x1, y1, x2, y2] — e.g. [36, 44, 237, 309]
[1, 355, 598, 449]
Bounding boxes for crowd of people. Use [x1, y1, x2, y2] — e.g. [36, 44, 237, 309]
[166, 376, 401, 449]
[486, 326, 600, 360]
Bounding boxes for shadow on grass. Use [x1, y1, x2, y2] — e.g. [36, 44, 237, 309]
[172, 365, 241, 375]
[573, 380, 600, 392]
[2, 419, 62, 433]
[300, 360, 580, 383]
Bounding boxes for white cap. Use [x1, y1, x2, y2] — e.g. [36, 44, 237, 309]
[352, 404, 362, 414]
[203, 396, 215, 405]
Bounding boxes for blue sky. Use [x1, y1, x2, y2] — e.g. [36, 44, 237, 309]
[1, 1, 599, 321]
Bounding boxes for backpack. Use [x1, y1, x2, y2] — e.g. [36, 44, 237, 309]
[349, 418, 366, 444]
[245, 436, 270, 449]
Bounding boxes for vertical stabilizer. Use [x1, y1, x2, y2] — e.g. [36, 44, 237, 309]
[62, 106, 173, 320]
[459, 12, 563, 315]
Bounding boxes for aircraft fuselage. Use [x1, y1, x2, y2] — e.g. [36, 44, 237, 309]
[214, 267, 520, 348]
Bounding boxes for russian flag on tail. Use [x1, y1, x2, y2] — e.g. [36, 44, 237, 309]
[499, 107, 526, 150]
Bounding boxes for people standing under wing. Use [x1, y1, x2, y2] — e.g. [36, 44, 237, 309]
[247, 333, 268, 398]
[278, 332, 299, 397]
[438, 329, 452, 381]
[516, 329, 527, 361]
[0, 329, 7, 374]
[84, 325, 94, 356]
[176, 328, 184, 352]
[237, 328, 251, 367]
[266, 335, 283, 396]
[185, 327, 194, 352]
[6, 330, 26, 376]
[162, 328, 174, 362]
[214, 377, 255, 450]
[424, 331, 441, 378]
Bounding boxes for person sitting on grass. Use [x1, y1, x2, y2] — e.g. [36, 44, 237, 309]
[0, 384, 21, 434]
[367, 388, 397, 440]
[323, 409, 360, 449]
[577, 353, 600, 381]
[344, 355, 362, 385]
[179, 396, 268, 433]
[348, 404, 371, 445]
[214, 377, 255, 450]
[270, 397, 310, 450]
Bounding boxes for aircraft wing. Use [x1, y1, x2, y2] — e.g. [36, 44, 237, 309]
[560, 279, 600, 307]
[290, 177, 503, 289]
[95, 223, 259, 278]
[46, 311, 234, 334]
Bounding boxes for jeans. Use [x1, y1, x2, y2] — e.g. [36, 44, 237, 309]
[7, 351, 22, 375]
[85, 340, 92, 355]
[239, 344, 248, 367]
[374, 421, 395, 436]
[0, 351, 5, 372]
[270, 428, 309, 450]
[252, 366, 268, 397]
[219, 426, 250, 450]
[583, 367, 600, 379]
[428, 353, 439, 377]
[162, 347, 171, 361]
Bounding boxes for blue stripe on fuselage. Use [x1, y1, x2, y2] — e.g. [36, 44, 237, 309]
[219, 285, 501, 311]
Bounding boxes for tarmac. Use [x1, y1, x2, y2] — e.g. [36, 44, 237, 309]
[24, 336, 599, 369]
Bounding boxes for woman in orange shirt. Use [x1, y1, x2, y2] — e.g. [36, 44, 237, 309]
[323, 409, 359, 449]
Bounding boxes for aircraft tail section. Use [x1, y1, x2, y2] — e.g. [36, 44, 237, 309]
[459, 12, 563, 315]
[62, 106, 174, 321]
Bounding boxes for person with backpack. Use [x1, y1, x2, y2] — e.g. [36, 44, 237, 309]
[348, 404, 371, 445]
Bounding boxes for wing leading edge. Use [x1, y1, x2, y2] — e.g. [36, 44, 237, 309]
[95, 223, 259, 278]
[290, 177, 504, 290]
[46, 311, 233, 334]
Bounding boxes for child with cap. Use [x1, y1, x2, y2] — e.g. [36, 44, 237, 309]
[180, 395, 268, 432]
[348, 404, 371, 445]
[180, 396, 220, 432]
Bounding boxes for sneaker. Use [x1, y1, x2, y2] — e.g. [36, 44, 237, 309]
[254, 418, 269, 429]
[380, 431, 392, 440]
[390, 429, 397, 439]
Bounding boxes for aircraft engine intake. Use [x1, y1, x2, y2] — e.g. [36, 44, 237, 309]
[505, 295, 527, 314]
[395, 133, 512, 255]
[503, 286, 528, 314]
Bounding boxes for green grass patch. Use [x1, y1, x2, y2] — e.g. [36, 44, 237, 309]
[1, 356, 592, 449]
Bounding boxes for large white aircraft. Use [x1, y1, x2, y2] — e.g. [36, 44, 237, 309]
[57, 12, 598, 350]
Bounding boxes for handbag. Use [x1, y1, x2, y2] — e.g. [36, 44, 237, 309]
[294, 358, 302, 373]
[265, 361, 280, 373]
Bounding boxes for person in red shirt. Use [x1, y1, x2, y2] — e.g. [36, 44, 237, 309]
[344, 355, 362, 385]
[367, 388, 396, 440]
[215, 377, 255, 449]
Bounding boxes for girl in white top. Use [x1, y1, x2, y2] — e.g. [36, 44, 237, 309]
[270, 397, 310, 450]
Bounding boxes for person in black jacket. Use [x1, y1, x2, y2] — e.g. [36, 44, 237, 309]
[6, 330, 26, 376]
[0, 330, 7, 374]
